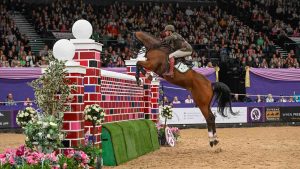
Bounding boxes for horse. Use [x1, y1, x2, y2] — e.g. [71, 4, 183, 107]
[133, 31, 235, 147]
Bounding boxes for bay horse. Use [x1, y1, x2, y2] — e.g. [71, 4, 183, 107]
[134, 31, 235, 147]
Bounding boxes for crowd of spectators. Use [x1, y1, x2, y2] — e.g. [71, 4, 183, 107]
[23, 0, 299, 68]
[0, 1, 51, 68]
[0, 0, 299, 69]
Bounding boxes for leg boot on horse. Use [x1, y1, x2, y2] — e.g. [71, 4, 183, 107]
[163, 57, 175, 78]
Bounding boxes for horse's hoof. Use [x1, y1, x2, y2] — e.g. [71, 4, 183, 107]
[213, 139, 219, 146]
[209, 141, 214, 147]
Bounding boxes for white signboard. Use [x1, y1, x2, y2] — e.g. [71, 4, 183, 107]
[160, 107, 247, 124]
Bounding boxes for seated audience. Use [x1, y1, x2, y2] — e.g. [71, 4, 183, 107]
[184, 95, 194, 104]
[278, 96, 287, 102]
[266, 94, 275, 102]
[255, 95, 263, 102]
[5, 93, 17, 106]
[172, 96, 181, 104]
[243, 94, 252, 102]
[24, 97, 33, 107]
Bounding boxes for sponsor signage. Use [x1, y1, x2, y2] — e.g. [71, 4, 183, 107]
[247, 107, 265, 123]
[265, 107, 280, 122]
[280, 107, 300, 122]
[0, 110, 11, 128]
[161, 107, 247, 125]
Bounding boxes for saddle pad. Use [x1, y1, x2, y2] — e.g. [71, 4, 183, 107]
[175, 62, 190, 73]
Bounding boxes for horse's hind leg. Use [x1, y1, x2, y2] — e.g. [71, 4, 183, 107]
[209, 109, 219, 146]
[200, 105, 218, 147]
[191, 86, 218, 147]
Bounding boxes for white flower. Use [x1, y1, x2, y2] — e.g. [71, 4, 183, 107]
[59, 134, 64, 140]
[88, 115, 92, 120]
[25, 137, 29, 141]
[43, 122, 49, 128]
[37, 121, 43, 125]
[24, 112, 29, 117]
[38, 132, 43, 137]
[49, 122, 57, 127]
[93, 117, 97, 120]
[85, 116, 88, 120]
[19, 113, 24, 118]
[47, 134, 51, 139]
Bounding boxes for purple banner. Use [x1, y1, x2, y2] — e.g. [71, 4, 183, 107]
[0, 68, 42, 79]
[250, 68, 300, 81]
[246, 72, 300, 97]
[247, 107, 265, 123]
[0, 78, 36, 102]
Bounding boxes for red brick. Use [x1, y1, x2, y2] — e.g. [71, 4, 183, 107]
[64, 113, 83, 121]
[66, 131, 84, 139]
[63, 122, 70, 130]
[79, 60, 88, 67]
[80, 52, 96, 59]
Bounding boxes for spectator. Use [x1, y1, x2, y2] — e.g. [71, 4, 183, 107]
[5, 93, 17, 106]
[278, 96, 287, 102]
[24, 97, 33, 107]
[162, 96, 169, 105]
[255, 95, 263, 102]
[184, 95, 194, 104]
[232, 94, 239, 102]
[266, 94, 275, 102]
[172, 96, 181, 104]
[243, 94, 252, 102]
[288, 96, 294, 102]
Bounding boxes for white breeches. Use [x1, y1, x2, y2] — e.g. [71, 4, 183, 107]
[169, 50, 192, 58]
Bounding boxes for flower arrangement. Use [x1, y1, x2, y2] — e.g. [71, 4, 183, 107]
[169, 127, 180, 140]
[0, 145, 59, 169]
[78, 141, 102, 168]
[59, 149, 90, 169]
[84, 104, 105, 146]
[84, 104, 106, 126]
[161, 105, 173, 120]
[24, 113, 65, 153]
[16, 107, 38, 128]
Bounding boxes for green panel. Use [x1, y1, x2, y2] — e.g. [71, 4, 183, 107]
[101, 127, 117, 166]
[142, 119, 160, 150]
[135, 120, 153, 154]
[117, 121, 138, 160]
[126, 121, 144, 156]
[102, 123, 128, 165]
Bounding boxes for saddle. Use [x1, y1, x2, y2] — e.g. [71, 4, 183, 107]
[166, 57, 194, 73]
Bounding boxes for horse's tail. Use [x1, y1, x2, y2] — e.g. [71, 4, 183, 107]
[212, 82, 235, 117]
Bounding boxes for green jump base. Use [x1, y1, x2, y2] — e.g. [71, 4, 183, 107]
[101, 119, 159, 166]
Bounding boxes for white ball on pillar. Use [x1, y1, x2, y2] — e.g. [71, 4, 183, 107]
[72, 19, 93, 39]
[53, 39, 75, 61]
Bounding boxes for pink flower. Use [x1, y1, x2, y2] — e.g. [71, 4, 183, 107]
[0, 153, 6, 158]
[63, 163, 68, 169]
[0, 157, 6, 164]
[16, 145, 25, 156]
[8, 156, 15, 165]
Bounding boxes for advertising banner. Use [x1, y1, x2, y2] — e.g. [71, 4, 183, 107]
[162, 107, 247, 125]
[247, 107, 265, 123]
[280, 107, 300, 122]
[265, 107, 280, 122]
[0, 110, 12, 128]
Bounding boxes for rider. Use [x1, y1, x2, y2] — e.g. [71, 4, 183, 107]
[162, 25, 193, 77]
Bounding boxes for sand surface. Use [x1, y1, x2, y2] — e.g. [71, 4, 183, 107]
[1, 127, 300, 169]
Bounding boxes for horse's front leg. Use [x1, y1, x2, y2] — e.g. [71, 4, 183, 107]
[136, 61, 152, 86]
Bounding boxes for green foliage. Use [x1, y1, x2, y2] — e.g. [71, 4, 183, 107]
[78, 143, 102, 167]
[29, 51, 73, 116]
[24, 113, 65, 153]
